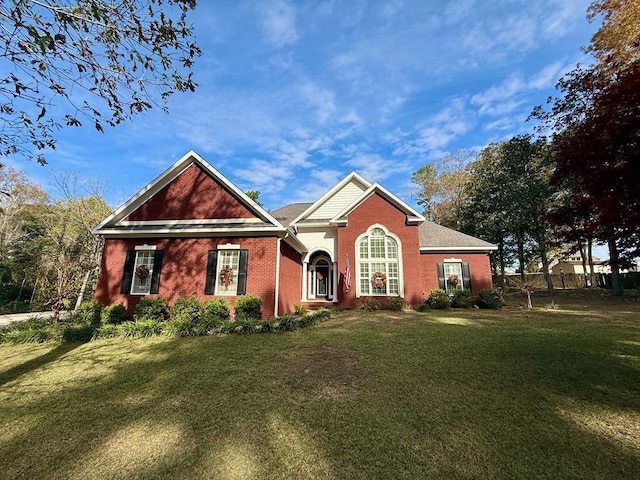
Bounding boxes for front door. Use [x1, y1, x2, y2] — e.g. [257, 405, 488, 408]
[316, 265, 329, 298]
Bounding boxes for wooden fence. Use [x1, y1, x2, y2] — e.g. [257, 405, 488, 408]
[493, 272, 640, 290]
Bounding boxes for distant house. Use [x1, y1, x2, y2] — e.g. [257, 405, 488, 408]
[549, 254, 607, 275]
[93, 151, 497, 317]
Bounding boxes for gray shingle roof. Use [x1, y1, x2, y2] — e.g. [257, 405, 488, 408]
[272, 203, 312, 226]
[418, 221, 495, 249]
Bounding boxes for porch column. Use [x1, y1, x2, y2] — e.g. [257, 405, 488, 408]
[302, 262, 308, 301]
[332, 261, 338, 302]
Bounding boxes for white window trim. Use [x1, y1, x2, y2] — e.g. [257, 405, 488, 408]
[215, 248, 241, 296]
[130, 250, 156, 296]
[355, 224, 404, 298]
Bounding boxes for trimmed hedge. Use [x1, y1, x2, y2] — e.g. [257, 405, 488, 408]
[476, 289, 504, 309]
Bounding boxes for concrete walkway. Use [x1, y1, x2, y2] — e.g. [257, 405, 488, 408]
[0, 311, 63, 327]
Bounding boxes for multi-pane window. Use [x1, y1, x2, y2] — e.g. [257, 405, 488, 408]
[443, 262, 464, 291]
[131, 251, 155, 295]
[357, 227, 401, 296]
[215, 249, 241, 296]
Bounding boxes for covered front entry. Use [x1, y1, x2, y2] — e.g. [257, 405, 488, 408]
[305, 252, 336, 302]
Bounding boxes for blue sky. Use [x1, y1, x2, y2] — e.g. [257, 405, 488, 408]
[9, 0, 597, 213]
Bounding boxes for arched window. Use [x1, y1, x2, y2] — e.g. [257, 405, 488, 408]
[356, 226, 401, 296]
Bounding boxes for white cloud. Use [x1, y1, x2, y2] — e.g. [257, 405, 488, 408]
[258, 0, 299, 48]
[345, 153, 411, 183]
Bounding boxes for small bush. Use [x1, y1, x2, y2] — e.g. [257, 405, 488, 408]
[135, 297, 170, 322]
[233, 318, 258, 334]
[93, 323, 119, 339]
[101, 303, 129, 325]
[74, 301, 102, 327]
[451, 289, 473, 309]
[119, 320, 165, 338]
[1, 326, 62, 343]
[476, 289, 504, 309]
[357, 298, 380, 311]
[428, 289, 450, 309]
[385, 297, 405, 311]
[170, 296, 201, 323]
[165, 318, 197, 337]
[414, 303, 430, 312]
[293, 303, 307, 316]
[62, 325, 95, 342]
[234, 295, 263, 321]
[202, 297, 230, 322]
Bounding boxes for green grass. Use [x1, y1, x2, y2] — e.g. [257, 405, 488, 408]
[1, 291, 639, 479]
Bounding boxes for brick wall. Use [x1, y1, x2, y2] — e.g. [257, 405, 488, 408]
[277, 240, 303, 315]
[419, 252, 493, 295]
[95, 236, 279, 318]
[336, 193, 423, 307]
[126, 164, 256, 221]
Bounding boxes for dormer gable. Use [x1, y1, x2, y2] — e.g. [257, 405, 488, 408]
[290, 172, 371, 226]
[94, 151, 286, 237]
[331, 183, 425, 226]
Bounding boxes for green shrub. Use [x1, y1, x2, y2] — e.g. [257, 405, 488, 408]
[233, 318, 258, 334]
[451, 289, 474, 308]
[93, 324, 119, 339]
[170, 296, 201, 323]
[119, 320, 165, 338]
[165, 318, 197, 337]
[385, 297, 405, 311]
[428, 289, 450, 309]
[414, 303, 430, 312]
[73, 301, 103, 327]
[293, 303, 307, 316]
[62, 325, 95, 342]
[234, 295, 263, 321]
[101, 303, 129, 324]
[476, 289, 504, 309]
[202, 297, 230, 323]
[1, 326, 62, 343]
[357, 298, 380, 311]
[277, 315, 299, 331]
[135, 297, 169, 322]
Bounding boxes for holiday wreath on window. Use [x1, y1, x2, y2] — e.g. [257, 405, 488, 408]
[220, 265, 234, 287]
[135, 265, 150, 282]
[371, 271, 387, 289]
[447, 274, 460, 289]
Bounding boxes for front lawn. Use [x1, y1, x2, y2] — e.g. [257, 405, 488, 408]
[1, 292, 638, 479]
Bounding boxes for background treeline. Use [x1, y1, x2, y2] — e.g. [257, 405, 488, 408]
[411, 0, 640, 297]
[0, 168, 111, 315]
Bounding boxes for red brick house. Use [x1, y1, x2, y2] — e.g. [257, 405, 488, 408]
[94, 151, 496, 317]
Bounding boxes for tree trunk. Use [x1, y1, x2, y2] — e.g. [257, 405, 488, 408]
[538, 234, 554, 293]
[517, 233, 526, 281]
[579, 241, 589, 287]
[498, 242, 506, 289]
[74, 269, 92, 311]
[608, 238, 623, 297]
[587, 238, 594, 288]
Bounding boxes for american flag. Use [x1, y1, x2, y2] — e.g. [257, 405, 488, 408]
[344, 257, 351, 292]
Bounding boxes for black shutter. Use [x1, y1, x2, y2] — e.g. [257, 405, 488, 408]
[150, 250, 164, 294]
[236, 249, 248, 295]
[437, 263, 445, 290]
[121, 250, 136, 294]
[462, 262, 472, 291]
[204, 250, 218, 295]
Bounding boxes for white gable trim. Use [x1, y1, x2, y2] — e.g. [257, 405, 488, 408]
[94, 150, 286, 234]
[290, 172, 371, 226]
[330, 183, 425, 226]
[420, 246, 498, 252]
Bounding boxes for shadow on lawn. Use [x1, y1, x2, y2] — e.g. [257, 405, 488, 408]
[0, 314, 639, 479]
[0, 342, 82, 387]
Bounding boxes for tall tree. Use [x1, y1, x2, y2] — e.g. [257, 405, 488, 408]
[0, 0, 200, 165]
[586, 0, 640, 75]
[0, 166, 49, 266]
[411, 149, 473, 229]
[549, 61, 640, 296]
[462, 136, 555, 292]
